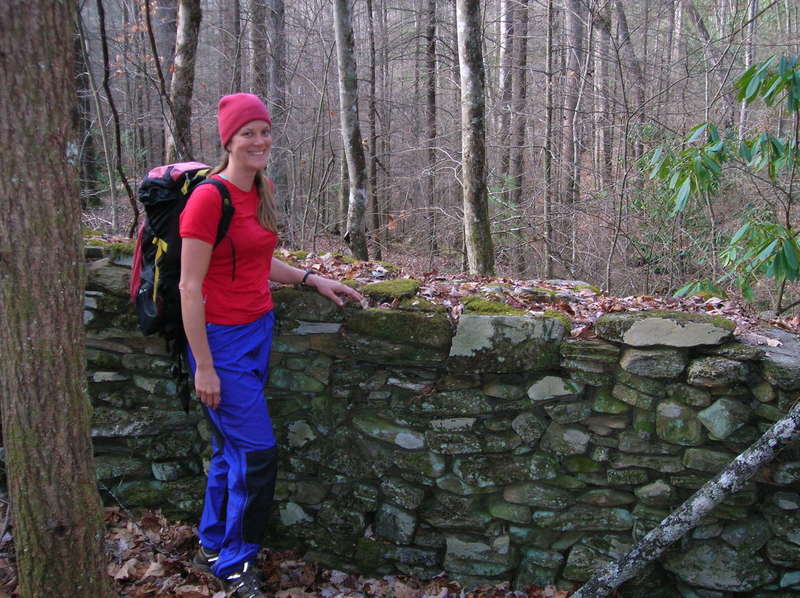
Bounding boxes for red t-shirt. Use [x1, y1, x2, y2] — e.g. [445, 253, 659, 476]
[179, 175, 278, 325]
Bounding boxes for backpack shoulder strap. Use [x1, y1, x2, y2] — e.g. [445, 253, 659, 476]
[196, 178, 234, 247]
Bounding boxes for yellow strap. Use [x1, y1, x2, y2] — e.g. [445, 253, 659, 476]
[152, 238, 169, 302]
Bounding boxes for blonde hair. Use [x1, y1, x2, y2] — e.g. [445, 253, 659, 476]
[211, 155, 278, 233]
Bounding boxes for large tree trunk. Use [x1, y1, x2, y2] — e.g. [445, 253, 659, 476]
[165, 0, 201, 162]
[367, 0, 382, 260]
[559, 0, 585, 274]
[543, 0, 556, 278]
[509, 0, 529, 276]
[496, 0, 514, 196]
[0, 3, 114, 597]
[269, 0, 291, 239]
[572, 402, 800, 598]
[614, 1, 647, 163]
[456, 0, 495, 275]
[333, 0, 369, 260]
[425, 0, 437, 258]
[248, 0, 269, 95]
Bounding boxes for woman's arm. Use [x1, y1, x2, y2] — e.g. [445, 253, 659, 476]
[179, 238, 221, 409]
[270, 257, 363, 306]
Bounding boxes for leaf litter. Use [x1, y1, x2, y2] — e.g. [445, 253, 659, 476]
[275, 250, 799, 337]
[0, 504, 569, 597]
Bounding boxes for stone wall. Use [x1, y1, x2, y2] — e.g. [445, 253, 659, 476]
[85, 255, 800, 597]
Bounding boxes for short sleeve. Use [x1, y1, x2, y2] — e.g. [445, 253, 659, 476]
[179, 182, 224, 245]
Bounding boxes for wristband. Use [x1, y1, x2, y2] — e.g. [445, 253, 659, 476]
[301, 270, 315, 285]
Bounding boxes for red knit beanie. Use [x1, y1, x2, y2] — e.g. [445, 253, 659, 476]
[217, 93, 272, 148]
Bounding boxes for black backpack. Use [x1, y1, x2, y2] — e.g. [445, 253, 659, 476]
[130, 162, 234, 411]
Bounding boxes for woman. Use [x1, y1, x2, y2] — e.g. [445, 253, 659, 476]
[179, 93, 361, 598]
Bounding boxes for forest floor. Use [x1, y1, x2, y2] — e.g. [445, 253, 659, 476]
[0, 500, 568, 598]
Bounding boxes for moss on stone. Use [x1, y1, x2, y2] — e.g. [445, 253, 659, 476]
[346, 308, 452, 348]
[362, 279, 420, 300]
[574, 284, 603, 294]
[109, 241, 135, 257]
[463, 296, 527, 316]
[398, 297, 447, 313]
[543, 309, 572, 330]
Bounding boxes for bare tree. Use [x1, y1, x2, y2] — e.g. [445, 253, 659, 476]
[165, 0, 202, 162]
[509, 0, 530, 276]
[457, 0, 495, 275]
[0, 3, 114, 596]
[425, 0, 438, 258]
[333, 0, 369, 260]
[558, 0, 587, 273]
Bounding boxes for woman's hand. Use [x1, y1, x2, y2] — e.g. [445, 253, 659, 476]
[308, 275, 364, 307]
[193, 364, 222, 409]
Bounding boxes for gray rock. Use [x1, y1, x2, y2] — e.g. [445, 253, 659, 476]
[720, 516, 771, 553]
[663, 539, 777, 591]
[697, 398, 752, 439]
[656, 400, 705, 446]
[620, 348, 688, 378]
[753, 328, 800, 390]
[504, 482, 574, 509]
[444, 534, 516, 576]
[449, 314, 565, 373]
[687, 357, 749, 388]
[527, 376, 584, 402]
[540, 422, 591, 455]
[634, 479, 677, 507]
[595, 311, 735, 347]
[375, 503, 416, 544]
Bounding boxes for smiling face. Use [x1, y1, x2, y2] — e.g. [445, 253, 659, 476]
[226, 119, 272, 173]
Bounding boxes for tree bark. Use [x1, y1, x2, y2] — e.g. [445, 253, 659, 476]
[0, 3, 114, 597]
[425, 0, 438, 258]
[559, 0, 586, 274]
[457, 0, 495, 275]
[269, 0, 291, 238]
[496, 0, 514, 194]
[614, 1, 647, 162]
[572, 401, 800, 598]
[509, 0, 529, 276]
[367, 0, 382, 260]
[333, 0, 369, 260]
[249, 0, 269, 95]
[543, 0, 556, 278]
[165, 0, 201, 162]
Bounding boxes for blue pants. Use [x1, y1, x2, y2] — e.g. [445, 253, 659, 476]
[187, 310, 278, 578]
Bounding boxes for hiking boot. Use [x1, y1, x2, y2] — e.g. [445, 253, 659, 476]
[221, 561, 265, 598]
[192, 545, 220, 572]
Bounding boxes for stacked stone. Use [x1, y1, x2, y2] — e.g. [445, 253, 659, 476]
[86, 254, 206, 517]
[83, 255, 800, 596]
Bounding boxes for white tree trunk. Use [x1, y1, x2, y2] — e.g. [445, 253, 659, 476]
[333, 0, 369, 260]
[456, 0, 495, 275]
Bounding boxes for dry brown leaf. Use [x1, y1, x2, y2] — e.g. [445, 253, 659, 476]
[276, 588, 317, 598]
[112, 557, 141, 580]
[142, 561, 165, 578]
[392, 579, 422, 598]
[173, 584, 212, 598]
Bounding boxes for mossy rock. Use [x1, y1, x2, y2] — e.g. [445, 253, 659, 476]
[595, 310, 735, 348]
[574, 284, 603, 294]
[346, 308, 452, 348]
[463, 296, 527, 316]
[272, 287, 350, 322]
[398, 297, 448, 313]
[543, 309, 572, 330]
[449, 314, 566, 373]
[362, 279, 420, 301]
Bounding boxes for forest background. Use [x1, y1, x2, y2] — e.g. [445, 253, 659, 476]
[77, 0, 800, 313]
